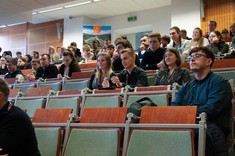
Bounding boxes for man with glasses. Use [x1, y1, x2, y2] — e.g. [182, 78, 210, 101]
[140, 32, 165, 70]
[171, 46, 233, 156]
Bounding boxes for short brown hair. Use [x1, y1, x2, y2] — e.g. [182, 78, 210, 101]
[7, 57, 17, 65]
[189, 46, 215, 67]
[0, 79, 10, 99]
[120, 48, 135, 57]
[149, 32, 161, 42]
[161, 35, 170, 44]
[32, 59, 40, 64]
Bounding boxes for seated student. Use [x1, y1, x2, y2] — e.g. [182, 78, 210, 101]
[224, 36, 235, 59]
[140, 32, 165, 70]
[161, 35, 170, 48]
[82, 44, 94, 62]
[171, 46, 233, 156]
[25, 59, 40, 81]
[35, 54, 58, 79]
[207, 31, 229, 55]
[106, 44, 115, 58]
[5, 57, 24, 82]
[58, 51, 81, 79]
[17, 57, 31, 70]
[0, 79, 41, 156]
[89, 52, 116, 90]
[167, 26, 191, 57]
[48, 46, 60, 63]
[0, 57, 8, 75]
[154, 48, 191, 86]
[221, 28, 232, 42]
[138, 34, 149, 59]
[191, 27, 209, 49]
[112, 39, 140, 72]
[25, 54, 33, 69]
[111, 48, 148, 88]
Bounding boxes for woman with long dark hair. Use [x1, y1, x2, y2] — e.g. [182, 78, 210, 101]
[58, 51, 80, 79]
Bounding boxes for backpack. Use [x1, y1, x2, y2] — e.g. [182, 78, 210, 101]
[128, 97, 158, 117]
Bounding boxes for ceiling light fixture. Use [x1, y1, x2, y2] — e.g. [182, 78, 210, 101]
[93, 0, 102, 2]
[7, 22, 27, 27]
[32, 12, 37, 15]
[0, 25, 7, 28]
[64, 1, 92, 8]
[38, 7, 63, 14]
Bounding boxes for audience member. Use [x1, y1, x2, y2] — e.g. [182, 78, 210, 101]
[207, 31, 229, 54]
[106, 44, 115, 58]
[91, 40, 100, 60]
[221, 28, 232, 42]
[17, 57, 30, 70]
[68, 45, 83, 62]
[0, 57, 8, 75]
[58, 51, 80, 79]
[32, 51, 40, 59]
[171, 46, 233, 156]
[180, 29, 191, 40]
[161, 35, 171, 48]
[0, 79, 41, 156]
[100, 39, 111, 53]
[224, 36, 235, 59]
[16, 51, 22, 60]
[154, 48, 191, 85]
[5, 57, 24, 82]
[112, 39, 140, 72]
[140, 32, 165, 70]
[48, 46, 60, 62]
[57, 46, 66, 58]
[35, 54, 58, 79]
[167, 26, 191, 57]
[230, 23, 235, 38]
[191, 27, 209, 49]
[70, 42, 82, 61]
[204, 20, 217, 39]
[2, 51, 12, 57]
[89, 52, 116, 90]
[25, 54, 32, 68]
[82, 44, 94, 62]
[26, 59, 40, 81]
[138, 34, 149, 59]
[111, 48, 148, 88]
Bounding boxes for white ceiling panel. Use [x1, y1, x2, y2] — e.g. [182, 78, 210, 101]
[0, 0, 171, 26]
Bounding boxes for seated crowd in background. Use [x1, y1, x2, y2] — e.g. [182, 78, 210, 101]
[0, 20, 234, 85]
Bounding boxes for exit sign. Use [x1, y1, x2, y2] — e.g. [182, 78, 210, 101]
[128, 16, 137, 22]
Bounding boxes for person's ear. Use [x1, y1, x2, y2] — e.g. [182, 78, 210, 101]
[0, 92, 4, 101]
[207, 58, 213, 66]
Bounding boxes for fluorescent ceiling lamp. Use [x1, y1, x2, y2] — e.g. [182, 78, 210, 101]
[38, 7, 63, 14]
[32, 12, 37, 15]
[93, 0, 102, 2]
[7, 22, 27, 27]
[64, 1, 92, 8]
[0, 25, 6, 28]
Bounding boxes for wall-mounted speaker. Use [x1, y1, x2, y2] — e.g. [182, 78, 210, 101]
[56, 23, 62, 40]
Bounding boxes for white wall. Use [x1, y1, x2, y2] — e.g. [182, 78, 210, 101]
[63, 16, 84, 51]
[93, 6, 171, 43]
[63, 1, 201, 49]
[171, 0, 201, 38]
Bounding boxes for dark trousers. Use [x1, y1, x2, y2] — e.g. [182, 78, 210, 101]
[205, 122, 229, 156]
